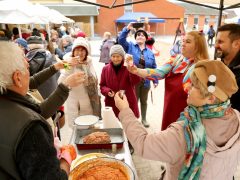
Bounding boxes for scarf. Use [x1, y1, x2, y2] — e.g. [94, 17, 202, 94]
[178, 100, 231, 180]
[77, 64, 101, 118]
[172, 56, 194, 74]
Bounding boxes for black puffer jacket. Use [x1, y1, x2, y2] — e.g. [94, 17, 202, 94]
[228, 51, 240, 111]
[26, 49, 58, 99]
[0, 91, 68, 180]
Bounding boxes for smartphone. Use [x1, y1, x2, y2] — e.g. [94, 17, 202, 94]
[132, 23, 144, 29]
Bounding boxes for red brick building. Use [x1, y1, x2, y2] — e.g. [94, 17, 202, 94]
[95, 0, 185, 37]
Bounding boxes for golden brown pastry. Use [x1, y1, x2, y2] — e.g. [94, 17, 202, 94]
[83, 131, 111, 144]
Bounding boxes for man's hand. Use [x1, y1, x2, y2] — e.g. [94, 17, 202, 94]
[114, 91, 129, 111]
[53, 61, 65, 70]
[63, 72, 86, 88]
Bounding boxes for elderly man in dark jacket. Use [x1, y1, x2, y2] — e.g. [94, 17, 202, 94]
[215, 23, 240, 111]
[0, 41, 84, 179]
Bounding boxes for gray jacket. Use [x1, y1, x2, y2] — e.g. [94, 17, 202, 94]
[99, 39, 115, 64]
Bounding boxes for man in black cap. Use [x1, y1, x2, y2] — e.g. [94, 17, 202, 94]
[118, 22, 158, 128]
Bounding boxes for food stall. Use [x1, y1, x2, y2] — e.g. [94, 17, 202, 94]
[69, 114, 138, 180]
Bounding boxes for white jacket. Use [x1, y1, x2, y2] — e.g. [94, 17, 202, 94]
[58, 56, 97, 127]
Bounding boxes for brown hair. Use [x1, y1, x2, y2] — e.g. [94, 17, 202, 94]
[187, 31, 209, 62]
[217, 23, 240, 42]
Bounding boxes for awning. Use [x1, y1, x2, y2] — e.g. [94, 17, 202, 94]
[115, 12, 165, 23]
[43, 4, 99, 16]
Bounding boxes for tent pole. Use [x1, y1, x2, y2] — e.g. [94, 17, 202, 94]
[214, 0, 224, 59]
[46, 24, 51, 42]
[115, 22, 118, 37]
[217, 0, 224, 28]
[17, 24, 22, 38]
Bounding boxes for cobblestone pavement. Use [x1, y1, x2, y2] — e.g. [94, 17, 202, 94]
[61, 37, 240, 180]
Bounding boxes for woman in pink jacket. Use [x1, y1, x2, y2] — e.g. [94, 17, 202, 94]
[115, 60, 240, 179]
[100, 45, 142, 118]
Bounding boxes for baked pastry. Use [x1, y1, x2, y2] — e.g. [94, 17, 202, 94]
[83, 131, 111, 144]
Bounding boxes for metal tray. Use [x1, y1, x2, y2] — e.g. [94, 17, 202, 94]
[74, 128, 124, 150]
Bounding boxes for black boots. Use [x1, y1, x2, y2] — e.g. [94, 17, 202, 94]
[142, 119, 150, 128]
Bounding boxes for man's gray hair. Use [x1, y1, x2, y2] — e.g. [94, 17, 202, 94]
[0, 41, 25, 94]
[62, 35, 73, 44]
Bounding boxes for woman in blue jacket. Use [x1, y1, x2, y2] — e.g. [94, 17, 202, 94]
[118, 23, 158, 127]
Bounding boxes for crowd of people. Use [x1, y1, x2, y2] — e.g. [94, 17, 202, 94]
[0, 22, 239, 180]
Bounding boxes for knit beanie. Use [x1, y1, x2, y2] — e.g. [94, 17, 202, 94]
[109, 45, 125, 58]
[193, 60, 238, 101]
[134, 29, 148, 40]
[72, 37, 89, 54]
[27, 36, 43, 45]
[15, 38, 29, 51]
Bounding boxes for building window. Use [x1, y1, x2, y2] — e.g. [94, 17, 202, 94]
[184, 17, 188, 25]
[194, 16, 199, 25]
[124, 0, 133, 13]
[205, 17, 210, 25]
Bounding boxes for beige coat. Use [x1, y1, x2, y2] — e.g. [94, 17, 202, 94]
[58, 56, 97, 127]
[119, 108, 240, 180]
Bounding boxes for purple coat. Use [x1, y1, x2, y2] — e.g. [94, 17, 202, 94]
[100, 61, 142, 118]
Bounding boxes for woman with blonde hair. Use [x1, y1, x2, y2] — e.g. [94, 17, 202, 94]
[127, 31, 209, 130]
[99, 32, 115, 64]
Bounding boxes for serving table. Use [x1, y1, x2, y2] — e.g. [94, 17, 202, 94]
[69, 120, 138, 180]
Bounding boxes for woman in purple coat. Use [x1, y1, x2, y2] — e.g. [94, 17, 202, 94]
[100, 45, 142, 118]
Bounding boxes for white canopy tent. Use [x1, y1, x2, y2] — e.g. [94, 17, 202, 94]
[0, 0, 49, 24]
[0, 0, 75, 37]
[0, 0, 75, 24]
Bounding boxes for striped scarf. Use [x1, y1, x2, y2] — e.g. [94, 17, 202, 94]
[178, 100, 231, 179]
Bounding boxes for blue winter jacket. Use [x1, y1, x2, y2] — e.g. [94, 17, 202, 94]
[118, 27, 158, 88]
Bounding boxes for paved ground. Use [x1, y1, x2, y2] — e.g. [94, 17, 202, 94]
[61, 37, 240, 180]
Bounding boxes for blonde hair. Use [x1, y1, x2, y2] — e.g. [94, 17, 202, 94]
[0, 42, 25, 94]
[187, 31, 209, 62]
[191, 71, 222, 103]
[103, 32, 111, 39]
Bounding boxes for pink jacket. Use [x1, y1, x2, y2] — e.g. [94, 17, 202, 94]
[119, 108, 240, 180]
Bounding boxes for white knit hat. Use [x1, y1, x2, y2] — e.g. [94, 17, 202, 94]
[109, 45, 125, 58]
[72, 37, 90, 54]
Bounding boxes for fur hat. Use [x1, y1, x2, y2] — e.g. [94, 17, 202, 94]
[15, 38, 29, 51]
[193, 60, 238, 101]
[72, 37, 89, 54]
[134, 29, 148, 40]
[27, 36, 43, 45]
[109, 45, 125, 58]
